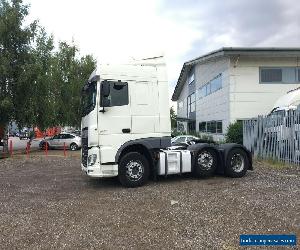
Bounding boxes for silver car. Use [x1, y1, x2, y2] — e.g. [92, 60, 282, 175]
[40, 133, 81, 151]
[171, 135, 199, 145]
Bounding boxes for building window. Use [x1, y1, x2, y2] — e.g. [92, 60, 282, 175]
[199, 73, 222, 99]
[216, 121, 222, 133]
[260, 68, 282, 82]
[187, 93, 196, 113]
[198, 120, 222, 134]
[188, 71, 195, 85]
[207, 121, 216, 133]
[260, 67, 300, 83]
[199, 122, 206, 132]
[210, 74, 222, 92]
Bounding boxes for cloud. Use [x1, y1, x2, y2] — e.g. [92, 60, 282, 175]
[159, 0, 300, 81]
[25, 0, 300, 105]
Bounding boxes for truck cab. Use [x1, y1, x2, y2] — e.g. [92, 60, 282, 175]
[81, 57, 171, 183]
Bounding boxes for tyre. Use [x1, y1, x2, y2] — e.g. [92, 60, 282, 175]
[118, 152, 150, 188]
[194, 148, 217, 177]
[70, 143, 78, 151]
[225, 148, 249, 178]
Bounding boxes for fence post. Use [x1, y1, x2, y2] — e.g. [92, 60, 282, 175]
[9, 140, 12, 157]
[64, 142, 66, 157]
[26, 142, 30, 159]
[45, 142, 48, 156]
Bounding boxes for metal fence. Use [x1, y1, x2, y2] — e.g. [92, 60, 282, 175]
[243, 111, 300, 164]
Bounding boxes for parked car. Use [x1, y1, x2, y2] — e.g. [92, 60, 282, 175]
[171, 135, 199, 145]
[72, 130, 81, 137]
[19, 132, 29, 140]
[39, 133, 81, 151]
[8, 132, 16, 137]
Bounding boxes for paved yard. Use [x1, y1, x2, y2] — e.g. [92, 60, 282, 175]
[0, 155, 299, 249]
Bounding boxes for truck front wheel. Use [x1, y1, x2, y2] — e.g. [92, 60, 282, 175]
[118, 152, 150, 187]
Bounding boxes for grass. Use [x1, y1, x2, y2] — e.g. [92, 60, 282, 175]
[254, 157, 297, 169]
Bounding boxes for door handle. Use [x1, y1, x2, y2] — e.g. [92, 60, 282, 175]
[122, 128, 131, 133]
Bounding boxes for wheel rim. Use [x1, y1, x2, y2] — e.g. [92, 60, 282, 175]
[125, 160, 144, 181]
[197, 151, 214, 170]
[230, 153, 245, 172]
[71, 144, 77, 150]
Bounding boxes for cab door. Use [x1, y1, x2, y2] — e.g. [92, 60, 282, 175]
[98, 80, 131, 163]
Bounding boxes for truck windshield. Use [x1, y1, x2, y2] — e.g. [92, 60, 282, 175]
[81, 82, 97, 117]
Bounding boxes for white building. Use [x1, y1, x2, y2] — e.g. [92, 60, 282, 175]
[172, 47, 300, 140]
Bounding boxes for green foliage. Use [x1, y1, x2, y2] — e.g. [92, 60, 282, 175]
[0, 0, 96, 132]
[225, 121, 243, 144]
[0, 0, 36, 127]
[170, 106, 177, 129]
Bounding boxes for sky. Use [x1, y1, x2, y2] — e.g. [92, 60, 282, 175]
[25, 0, 300, 105]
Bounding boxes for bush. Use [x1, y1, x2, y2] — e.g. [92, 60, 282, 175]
[225, 121, 243, 144]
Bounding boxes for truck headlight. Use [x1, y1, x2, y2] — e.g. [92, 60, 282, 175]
[88, 154, 97, 166]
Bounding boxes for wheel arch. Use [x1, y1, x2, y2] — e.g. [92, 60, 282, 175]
[116, 142, 155, 174]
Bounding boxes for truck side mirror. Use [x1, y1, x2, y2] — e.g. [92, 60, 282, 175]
[100, 81, 111, 112]
[101, 80, 110, 97]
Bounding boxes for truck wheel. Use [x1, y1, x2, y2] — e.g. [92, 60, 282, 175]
[118, 152, 149, 188]
[225, 148, 249, 178]
[194, 148, 217, 177]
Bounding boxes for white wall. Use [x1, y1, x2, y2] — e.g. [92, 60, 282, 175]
[195, 57, 231, 134]
[177, 78, 189, 119]
[229, 56, 300, 122]
[176, 54, 300, 139]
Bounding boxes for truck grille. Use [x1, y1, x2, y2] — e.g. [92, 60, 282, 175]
[81, 127, 88, 167]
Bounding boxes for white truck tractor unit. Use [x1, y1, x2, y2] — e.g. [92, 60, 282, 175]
[81, 57, 252, 187]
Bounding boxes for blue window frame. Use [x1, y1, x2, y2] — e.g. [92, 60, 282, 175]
[199, 74, 222, 99]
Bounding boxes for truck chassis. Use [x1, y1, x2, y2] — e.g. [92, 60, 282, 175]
[82, 140, 252, 187]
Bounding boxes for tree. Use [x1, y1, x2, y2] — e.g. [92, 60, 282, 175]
[0, 0, 96, 141]
[52, 42, 96, 128]
[0, 0, 36, 150]
[14, 27, 54, 130]
[225, 121, 243, 144]
[170, 106, 177, 129]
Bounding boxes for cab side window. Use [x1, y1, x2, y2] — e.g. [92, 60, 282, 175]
[108, 81, 129, 106]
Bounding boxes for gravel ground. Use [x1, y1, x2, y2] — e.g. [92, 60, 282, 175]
[0, 155, 299, 249]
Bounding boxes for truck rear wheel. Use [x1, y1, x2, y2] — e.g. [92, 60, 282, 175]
[225, 148, 249, 178]
[118, 152, 150, 188]
[194, 148, 217, 177]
